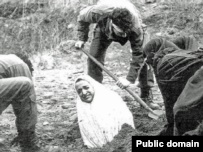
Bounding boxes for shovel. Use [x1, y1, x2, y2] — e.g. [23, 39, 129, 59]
[79, 48, 163, 120]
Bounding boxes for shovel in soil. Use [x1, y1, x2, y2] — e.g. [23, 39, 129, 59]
[79, 48, 163, 120]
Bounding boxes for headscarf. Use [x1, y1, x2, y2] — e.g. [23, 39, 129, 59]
[75, 75, 135, 148]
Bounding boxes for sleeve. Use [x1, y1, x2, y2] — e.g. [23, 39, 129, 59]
[77, 5, 113, 42]
[172, 36, 199, 51]
[142, 40, 155, 65]
[0, 64, 8, 79]
[126, 28, 144, 83]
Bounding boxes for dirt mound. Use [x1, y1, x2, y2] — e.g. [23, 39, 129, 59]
[63, 122, 147, 152]
[91, 124, 147, 152]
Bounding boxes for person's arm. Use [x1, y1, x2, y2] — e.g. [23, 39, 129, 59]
[0, 67, 7, 79]
[77, 5, 114, 43]
[142, 39, 155, 65]
[77, 6, 93, 43]
[172, 36, 199, 51]
[126, 28, 144, 83]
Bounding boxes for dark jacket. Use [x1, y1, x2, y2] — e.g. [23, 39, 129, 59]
[143, 37, 203, 136]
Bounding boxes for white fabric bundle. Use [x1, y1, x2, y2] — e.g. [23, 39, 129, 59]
[75, 75, 135, 148]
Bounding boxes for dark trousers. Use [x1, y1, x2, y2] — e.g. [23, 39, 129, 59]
[174, 66, 203, 136]
[0, 63, 37, 134]
[138, 61, 154, 89]
[157, 80, 185, 135]
[154, 50, 203, 136]
[88, 28, 112, 83]
[88, 28, 154, 89]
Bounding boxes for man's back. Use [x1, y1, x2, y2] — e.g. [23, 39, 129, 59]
[0, 54, 31, 79]
[156, 49, 203, 81]
[0, 54, 23, 67]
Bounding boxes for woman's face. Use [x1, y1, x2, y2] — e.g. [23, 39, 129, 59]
[75, 80, 95, 103]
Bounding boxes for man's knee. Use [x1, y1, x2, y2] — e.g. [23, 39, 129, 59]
[17, 77, 33, 93]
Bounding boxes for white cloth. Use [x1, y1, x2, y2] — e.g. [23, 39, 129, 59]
[75, 75, 135, 148]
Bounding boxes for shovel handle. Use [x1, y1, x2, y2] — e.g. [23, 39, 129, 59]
[80, 49, 158, 116]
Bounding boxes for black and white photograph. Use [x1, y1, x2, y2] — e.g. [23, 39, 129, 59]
[0, 0, 203, 151]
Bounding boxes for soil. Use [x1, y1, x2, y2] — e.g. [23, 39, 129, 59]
[0, 42, 166, 152]
[0, 1, 202, 152]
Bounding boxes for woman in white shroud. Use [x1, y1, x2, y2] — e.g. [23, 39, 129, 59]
[75, 75, 135, 148]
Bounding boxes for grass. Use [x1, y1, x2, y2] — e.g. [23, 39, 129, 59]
[0, 0, 203, 56]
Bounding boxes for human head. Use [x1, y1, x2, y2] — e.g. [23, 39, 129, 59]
[111, 8, 133, 33]
[75, 78, 95, 103]
[142, 38, 163, 65]
[14, 51, 34, 75]
[143, 38, 179, 65]
[111, 23, 127, 37]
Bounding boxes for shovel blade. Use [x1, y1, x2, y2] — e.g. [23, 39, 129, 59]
[148, 109, 165, 120]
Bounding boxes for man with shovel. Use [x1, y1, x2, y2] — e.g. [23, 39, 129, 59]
[135, 35, 203, 136]
[75, 0, 159, 109]
[0, 52, 40, 152]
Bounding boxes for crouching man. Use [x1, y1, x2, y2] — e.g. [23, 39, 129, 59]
[140, 36, 203, 136]
[0, 52, 40, 152]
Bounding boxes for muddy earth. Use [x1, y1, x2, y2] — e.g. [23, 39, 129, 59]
[1, 1, 203, 152]
[0, 40, 166, 152]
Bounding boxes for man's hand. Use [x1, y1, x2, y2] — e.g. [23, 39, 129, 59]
[116, 78, 131, 89]
[75, 40, 85, 49]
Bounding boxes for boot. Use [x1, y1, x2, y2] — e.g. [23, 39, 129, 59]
[140, 87, 161, 110]
[20, 131, 41, 152]
[12, 131, 41, 152]
[157, 124, 174, 136]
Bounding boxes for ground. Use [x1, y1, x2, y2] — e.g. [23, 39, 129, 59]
[0, 38, 166, 152]
[0, 1, 202, 152]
